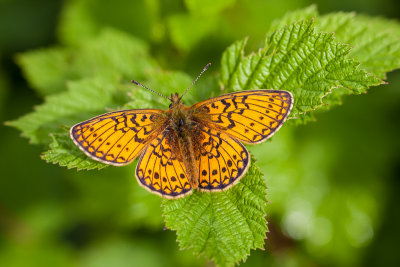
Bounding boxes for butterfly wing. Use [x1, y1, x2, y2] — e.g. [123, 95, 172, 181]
[196, 125, 250, 191]
[191, 90, 293, 144]
[70, 109, 168, 166]
[135, 131, 193, 198]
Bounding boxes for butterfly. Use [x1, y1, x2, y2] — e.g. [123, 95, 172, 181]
[70, 63, 293, 199]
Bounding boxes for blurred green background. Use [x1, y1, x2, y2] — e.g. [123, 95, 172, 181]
[1, 0, 400, 266]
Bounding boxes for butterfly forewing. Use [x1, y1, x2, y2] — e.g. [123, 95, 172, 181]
[135, 132, 193, 198]
[192, 90, 293, 144]
[70, 109, 168, 166]
[197, 126, 250, 191]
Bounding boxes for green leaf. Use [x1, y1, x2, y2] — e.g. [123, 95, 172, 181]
[42, 132, 107, 170]
[8, 28, 156, 145]
[17, 28, 155, 98]
[268, 6, 400, 115]
[315, 12, 400, 79]
[220, 37, 247, 90]
[57, 28, 155, 83]
[6, 76, 129, 145]
[141, 69, 194, 104]
[221, 20, 382, 119]
[123, 70, 195, 109]
[123, 89, 164, 110]
[72, 28, 155, 80]
[162, 156, 267, 267]
[16, 47, 75, 96]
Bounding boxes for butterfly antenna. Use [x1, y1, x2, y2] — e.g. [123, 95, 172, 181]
[180, 63, 211, 100]
[131, 80, 170, 100]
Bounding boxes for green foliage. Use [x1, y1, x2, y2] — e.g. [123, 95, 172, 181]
[270, 6, 400, 109]
[6, 4, 400, 267]
[42, 133, 107, 170]
[316, 13, 400, 80]
[163, 156, 267, 267]
[221, 20, 382, 119]
[272, 5, 400, 79]
[6, 76, 129, 144]
[7, 28, 158, 145]
[16, 47, 74, 96]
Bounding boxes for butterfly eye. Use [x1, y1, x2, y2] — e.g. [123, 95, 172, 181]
[169, 103, 173, 109]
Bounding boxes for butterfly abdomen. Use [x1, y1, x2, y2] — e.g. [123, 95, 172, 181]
[177, 133, 199, 189]
[168, 107, 201, 189]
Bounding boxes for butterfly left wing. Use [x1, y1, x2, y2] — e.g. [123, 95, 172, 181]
[197, 125, 250, 191]
[135, 131, 193, 198]
[191, 90, 293, 144]
[70, 109, 168, 166]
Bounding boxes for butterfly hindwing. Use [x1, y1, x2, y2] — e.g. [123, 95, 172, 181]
[192, 90, 293, 144]
[135, 132, 193, 198]
[197, 125, 250, 191]
[70, 109, 167, 166]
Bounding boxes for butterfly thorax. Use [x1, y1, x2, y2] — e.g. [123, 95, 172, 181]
[166, 93, 200, 188]
[168, 93, 188, 131]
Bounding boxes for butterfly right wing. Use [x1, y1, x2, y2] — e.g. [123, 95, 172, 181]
[70, 109, 168, 166]
[135, 131, 193, 199]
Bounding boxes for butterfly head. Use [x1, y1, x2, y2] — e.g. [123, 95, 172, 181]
[131, 63, 211, 109]
[169, 92, 183, 109]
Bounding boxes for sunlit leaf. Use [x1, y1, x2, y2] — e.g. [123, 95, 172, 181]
[162, 156, 267, 267]
[42, 132, 107, 170]
[221, 20, 382, 121]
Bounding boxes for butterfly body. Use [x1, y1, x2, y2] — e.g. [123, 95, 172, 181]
[165, 93, 201, 189]
[71, 89, 293, 198]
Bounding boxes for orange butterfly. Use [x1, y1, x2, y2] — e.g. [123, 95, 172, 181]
[70, 64, 293, 198]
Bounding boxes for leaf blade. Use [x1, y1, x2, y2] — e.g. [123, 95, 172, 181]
[42, 133, 107, 171]
[220, 20, 382, 120]
[162, 156, 267, 267]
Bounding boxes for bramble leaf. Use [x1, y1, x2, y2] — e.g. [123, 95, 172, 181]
[6, 76, 129, 145]
[316, 12, 400, 79]
[270, 6, 400, 80]
[17, 47, 75, 96]
[42, 133, 107, 170]
[221, 20, 382, 120]
[162, 156, 267, 267]
[7, 28, 156, 146]
[269, 6, 400, 111]
[162, 14, 400, 266]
